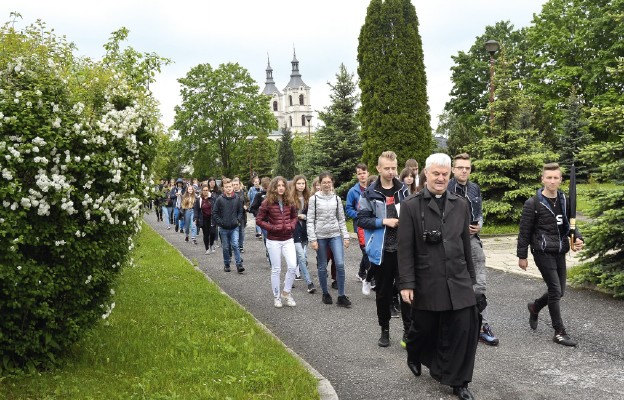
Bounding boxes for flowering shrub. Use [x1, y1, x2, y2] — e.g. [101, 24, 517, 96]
[0, 19, 164, 373]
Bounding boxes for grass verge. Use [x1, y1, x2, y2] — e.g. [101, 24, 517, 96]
[1, 222, 319, 399]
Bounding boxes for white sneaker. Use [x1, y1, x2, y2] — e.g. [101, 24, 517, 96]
[274, 298, 283, 308]
[362, 280, 372, 296]
[281, 293, 296, 307]
[205, 249, 210, 255]
[211, 247, 216, 253]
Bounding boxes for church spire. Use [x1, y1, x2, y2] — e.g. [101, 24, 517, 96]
[262, 54, 280, 95]
[285, 47, 308, 89]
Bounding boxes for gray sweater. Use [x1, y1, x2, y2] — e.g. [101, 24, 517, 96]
[306, 192, 349, 241]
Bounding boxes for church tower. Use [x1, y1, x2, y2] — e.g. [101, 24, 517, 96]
[261, 50, 313, 138]
[261, 56, 285, 129]
[283, 49, 312, 133]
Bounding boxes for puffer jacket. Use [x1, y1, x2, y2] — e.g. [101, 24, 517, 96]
[306, 192, 349, 242]
[256, 199, 297, 241]
[517, 188, 583, 258]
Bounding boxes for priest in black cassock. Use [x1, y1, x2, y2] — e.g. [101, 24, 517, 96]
[397, 153, 479, 400]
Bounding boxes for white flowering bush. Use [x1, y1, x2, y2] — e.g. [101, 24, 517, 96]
[0, 19, 166, 373]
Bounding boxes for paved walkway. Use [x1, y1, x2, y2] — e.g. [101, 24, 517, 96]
[146, 215, 623, 400]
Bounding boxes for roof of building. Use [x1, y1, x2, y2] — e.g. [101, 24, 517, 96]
[262, 57, 281, 96]
[284, 50, 309, 90]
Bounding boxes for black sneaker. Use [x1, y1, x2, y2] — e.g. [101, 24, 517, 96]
[236, 264, 245, 274]
[307, 282, 316, 294]
[294, 274, 303, 281]
[378, 329, 390, 347]
[322, 293, 333, 304]
[390, 305, 400, 318]
[401, 332, 408, 349]
[224, 265, 231, 272]
[528, 302, 539, 330]
[331, 280, 338, 290]
[336, 295, 352, 308]
[240, 247, 245, 254]
[553, 331, 577, 347]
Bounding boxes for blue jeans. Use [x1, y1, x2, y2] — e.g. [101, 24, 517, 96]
[294, 241, 312, 284]
[162, 206, 171, 228]
[183, 209, 196, 237]
[174, 207, 185, 231]
[220, 227, 242, 266]
[316, 236, 345, 296]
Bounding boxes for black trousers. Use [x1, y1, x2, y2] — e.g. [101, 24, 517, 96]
[373, 251, 411, 332]
[533, 252, 567, 332]
[200, 217, 217, 250]
[358, 246, 370, 277]
[406, 306, 479, 387]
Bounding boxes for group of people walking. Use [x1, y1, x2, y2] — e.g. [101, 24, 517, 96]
[153, 150, 583, 400]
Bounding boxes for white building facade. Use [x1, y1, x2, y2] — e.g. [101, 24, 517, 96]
[261, 51, 314, 138]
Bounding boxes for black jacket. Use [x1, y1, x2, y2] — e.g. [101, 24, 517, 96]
[517, 188, 583, 258]
[397, 188, 476, 312]
[293, 203, 308, 243]
[212, 194, 243, 229]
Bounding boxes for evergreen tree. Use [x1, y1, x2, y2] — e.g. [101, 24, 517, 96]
[357, 0, 433, 169]
[469, 57, 557, 224]
[558, 88, 592, 181]
[274, 127, 297, 179]
[307, 64, 362, 197]
[251, 130, 277, 179]
[572, 60, 624, 298]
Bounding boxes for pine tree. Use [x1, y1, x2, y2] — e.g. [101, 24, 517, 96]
[357, 0, 433, 168]
[274, 127, 297, 179]
[307, 64, 362, 197]
[469, 57, 557, 224]
[572, 60, 624, 298]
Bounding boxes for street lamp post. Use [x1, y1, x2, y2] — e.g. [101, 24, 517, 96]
[305, 114, 312, 142]
[484, 39, 500, 131]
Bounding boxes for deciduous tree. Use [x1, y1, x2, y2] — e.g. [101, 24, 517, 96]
[173, 63, 277, 177]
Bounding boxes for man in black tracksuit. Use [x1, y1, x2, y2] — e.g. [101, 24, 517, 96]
[517, 163, 584, 347]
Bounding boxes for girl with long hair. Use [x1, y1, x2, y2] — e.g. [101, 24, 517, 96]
[195, 184, 217, 254]
[256, 176, 299, 308]
[181, 185, 197, 243]
[307, 172, 351, 308]
[289, 175, 316, 294]
[399, 167, 417, 195]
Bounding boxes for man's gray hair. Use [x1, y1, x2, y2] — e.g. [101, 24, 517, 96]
[424, 153, 451, 170]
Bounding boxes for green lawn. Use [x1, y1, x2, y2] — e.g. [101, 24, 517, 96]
[0, 223, 319, 400]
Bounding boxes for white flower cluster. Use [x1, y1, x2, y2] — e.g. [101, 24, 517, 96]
[101, 302, 116, 320]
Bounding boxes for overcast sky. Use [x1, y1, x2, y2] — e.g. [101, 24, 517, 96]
[3, 1, 547, 130]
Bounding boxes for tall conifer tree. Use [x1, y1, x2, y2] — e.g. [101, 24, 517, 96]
[274, 128, 297, 179]
[307, 64, 361, 197]
[357, 0, 432, 168]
